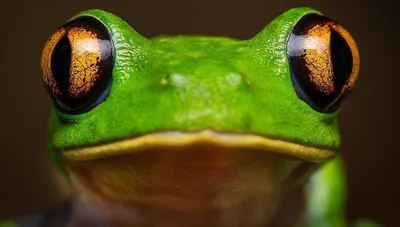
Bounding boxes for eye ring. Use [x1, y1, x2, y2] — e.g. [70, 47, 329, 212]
[41, 16, 115, 114]
[287, 13, 359, 113]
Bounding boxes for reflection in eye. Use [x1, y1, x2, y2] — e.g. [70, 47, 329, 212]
[75, 38, 101, 55]
[41, 16, 115, 114]
[287, 13, 359, 113]
[67, 27, 101, 98]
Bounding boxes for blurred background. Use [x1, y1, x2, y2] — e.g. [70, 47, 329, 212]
[0, 0, 397, 226]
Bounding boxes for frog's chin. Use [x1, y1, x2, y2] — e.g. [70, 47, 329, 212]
[62, 129, 335, 162]
[60, 130, 335, 225]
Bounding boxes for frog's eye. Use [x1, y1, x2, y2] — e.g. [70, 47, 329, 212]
[41, 16, 114, 114]
[287, 13, 359, 113]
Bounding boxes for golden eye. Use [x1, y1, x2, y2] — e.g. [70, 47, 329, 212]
[287, 13, 359, 113]
[41, 16, 115, 114]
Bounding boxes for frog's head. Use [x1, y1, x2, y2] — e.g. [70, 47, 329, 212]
[41, 7, 359, 222]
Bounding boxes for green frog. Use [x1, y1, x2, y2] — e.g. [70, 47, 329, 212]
[1, 7, 382, 227]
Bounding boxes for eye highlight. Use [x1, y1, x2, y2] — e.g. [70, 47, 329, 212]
[41, 16, 114, 114]
[287, 13, 359, 113]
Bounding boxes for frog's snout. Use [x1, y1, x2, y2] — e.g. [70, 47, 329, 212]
[158, 58, 249, 90]
[159, 72, 250, 92]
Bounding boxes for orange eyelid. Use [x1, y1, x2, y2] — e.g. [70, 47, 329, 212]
[41, 28, 66, 98]
[67, 27, 101, 98]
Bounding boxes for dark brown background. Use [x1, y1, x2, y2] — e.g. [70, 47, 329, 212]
[0, 0, 397, 226]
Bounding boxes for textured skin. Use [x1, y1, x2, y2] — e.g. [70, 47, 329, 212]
[30, 7, 381, 227]
[47, 7, 340, 156]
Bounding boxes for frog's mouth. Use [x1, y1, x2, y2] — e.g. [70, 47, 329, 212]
[61, 130, 335, 162]
[61, 130, 336, 223]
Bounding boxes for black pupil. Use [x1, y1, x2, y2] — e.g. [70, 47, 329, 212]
[330, 29, 353, 91]
[287, 13, 354, 113]
[51, 35, 71, 95]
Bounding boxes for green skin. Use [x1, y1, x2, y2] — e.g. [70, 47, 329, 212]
[50, 8, 339, 152]
[0, 7, 381, 227]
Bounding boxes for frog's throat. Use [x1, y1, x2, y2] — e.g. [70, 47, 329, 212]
[61, 130, 335, 162]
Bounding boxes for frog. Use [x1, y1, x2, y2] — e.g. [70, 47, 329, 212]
[0, 7, 382, 227]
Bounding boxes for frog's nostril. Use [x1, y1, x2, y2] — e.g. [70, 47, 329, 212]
[162, 73, 191, 87]
[161, 74, 170, 85]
